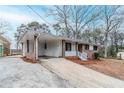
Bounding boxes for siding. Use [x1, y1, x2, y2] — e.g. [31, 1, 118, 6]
[38, 40, 62, 57]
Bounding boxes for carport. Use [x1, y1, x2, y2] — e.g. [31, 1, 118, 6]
[19, 31, 63, 60]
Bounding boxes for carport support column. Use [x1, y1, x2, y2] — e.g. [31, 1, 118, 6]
[62, 40, 65, 57]
[34, 35, 38, 60]
[75, 42, 78, 56]
[21, 42, 24, 56]
[22, 42, 26, 56]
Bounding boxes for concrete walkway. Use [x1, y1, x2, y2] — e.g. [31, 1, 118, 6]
[40, 58, 124, 88]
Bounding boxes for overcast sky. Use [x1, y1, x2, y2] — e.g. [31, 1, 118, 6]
[0, 5, 53, 49]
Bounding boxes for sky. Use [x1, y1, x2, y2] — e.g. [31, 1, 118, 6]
[0, 5, 124, 49]
[0, 5, 54, 49]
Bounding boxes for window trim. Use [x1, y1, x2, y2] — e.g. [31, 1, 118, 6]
[65, 42, 72, 51]
[85, 44, 89, 50]
[27, 40, 29, 53]
[93, 46, 97, 51]
[44, 42, 47, 49]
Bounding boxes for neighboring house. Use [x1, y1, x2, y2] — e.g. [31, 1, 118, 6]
[117, 51, 124, 60]
[0, 35, 11, 56]
[18, 30, 100, 61]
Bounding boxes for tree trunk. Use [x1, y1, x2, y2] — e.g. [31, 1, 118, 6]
[110, 37, 114, 57]
[104, 33, 108, 58]
[115, 41, 118, 53]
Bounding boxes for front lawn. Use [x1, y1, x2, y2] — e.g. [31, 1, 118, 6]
[66, 57, 124, 80]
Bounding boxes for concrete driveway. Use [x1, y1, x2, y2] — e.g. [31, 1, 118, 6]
[0, 56, 73, 88]
[40, 58, 124, 88]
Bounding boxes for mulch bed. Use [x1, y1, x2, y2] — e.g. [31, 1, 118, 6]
[21, 57, 38, 64]
[65, 56, 100, 65]
[65, 56, 124, 80]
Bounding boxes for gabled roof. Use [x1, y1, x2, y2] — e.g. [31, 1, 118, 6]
[18, 30, 101, 46]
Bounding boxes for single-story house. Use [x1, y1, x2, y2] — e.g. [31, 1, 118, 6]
[0, 35, 11, 56]
[18, 30, 100, 61]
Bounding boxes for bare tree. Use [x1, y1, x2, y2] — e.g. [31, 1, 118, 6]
[15, 21, 51, 49]
[91, 28, 104, 44]
[109, 30, 119, 57]
[50, 6, 71, 38]
[53, 23, 61, 36]
[118, 32, 124, 47]
[70, 6, 100, 39]
[15, 24, 27, 49]
[48, 5, 100, 39]
[101, 6, 124, 58]
[0, 19, 10, 35]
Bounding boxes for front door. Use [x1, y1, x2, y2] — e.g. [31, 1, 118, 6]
[78, 44, 82, 52]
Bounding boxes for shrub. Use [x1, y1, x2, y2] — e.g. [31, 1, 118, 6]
[94, 52, 100, 60]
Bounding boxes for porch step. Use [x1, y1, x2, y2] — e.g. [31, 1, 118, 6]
[77, 51, 88, 61]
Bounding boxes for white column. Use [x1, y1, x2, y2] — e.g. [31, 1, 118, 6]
[62, 40, 65, 57]
[34, 36, 38, 60]
[22, 42, 26, 56]
[22, 42, 23, 56]
[75, 42, 78, 56]
[36, 36, 38, 60]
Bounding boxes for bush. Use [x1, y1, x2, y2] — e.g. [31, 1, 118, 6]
[93, 52, 100, 60]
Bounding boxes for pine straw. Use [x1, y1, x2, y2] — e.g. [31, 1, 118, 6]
[65, 56, 100, 65]
[65, 56, 124, 80]
[21, 57, 38, 64]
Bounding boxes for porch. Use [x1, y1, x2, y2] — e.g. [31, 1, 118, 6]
[64, 42, 98, 60]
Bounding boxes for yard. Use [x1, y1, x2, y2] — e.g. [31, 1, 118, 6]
[66, 57, 124, 80]
[40, 58, 124, 87]
[0, 56, 124, 88]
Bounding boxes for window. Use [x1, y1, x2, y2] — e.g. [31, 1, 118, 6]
[34, 28, 36, 31]
[93, 46, 97, 51]
[27, 40, 29, 53]
[44, 42, 47, 49]
[78, 44, 82, 52]
[65, 43, 71, 51]
[85, 45, 89, 50]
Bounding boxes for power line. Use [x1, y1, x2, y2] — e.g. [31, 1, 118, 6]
[27, 5, 52, 26]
